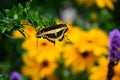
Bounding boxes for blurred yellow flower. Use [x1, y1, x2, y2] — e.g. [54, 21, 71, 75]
[89, 57, 120, 80]
[78, 28, 109, 56]
[61, 45, 97, 73]
[21, 40, 60, 80]
[21, 52, 58, 80]
[62, 45, 79, 67]
[72, 50, 97, 73]
[76, 0, 117, 10]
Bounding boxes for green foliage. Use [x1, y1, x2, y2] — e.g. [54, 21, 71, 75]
[0, 0, 56, 35]
[0, 73, 9, 80]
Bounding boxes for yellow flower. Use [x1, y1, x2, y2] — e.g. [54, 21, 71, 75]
[89, 57, 120, 80]
[78, 28, 109, 56]
[21, 51, 58, 80]
[21, 36, 60, 80]
[76, 0, 117, 10]
[72, 50, 98, 73]
[62, 45, 79, 67]
[61, 44, 97, 73]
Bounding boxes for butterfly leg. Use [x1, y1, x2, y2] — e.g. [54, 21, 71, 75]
[18, 29, 26, 38]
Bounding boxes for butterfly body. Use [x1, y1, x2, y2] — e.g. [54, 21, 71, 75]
[36, 24, 68, 44]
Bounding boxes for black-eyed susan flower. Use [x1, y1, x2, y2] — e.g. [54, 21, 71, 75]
[59, 44, 96, 73]
[71, 50, 97, 73]
[78, 28, 109, 56]
[21, 52, 58, 80]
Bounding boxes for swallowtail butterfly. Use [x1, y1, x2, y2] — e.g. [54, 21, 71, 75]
[36, 24, 68, 44]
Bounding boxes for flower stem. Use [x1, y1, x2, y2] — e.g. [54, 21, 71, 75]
[107, 60, 118, 80]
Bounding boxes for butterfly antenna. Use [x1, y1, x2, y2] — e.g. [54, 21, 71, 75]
[64, 35, 73, 44]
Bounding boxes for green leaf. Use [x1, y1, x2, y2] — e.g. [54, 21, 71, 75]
[18, 3, 24, 15]
[0, 12, 4, 18]
[1, 27, 7, 33]
[10, 6, 17, 18]
[4, 9, 10, 17]
[7, 25, 14, 32]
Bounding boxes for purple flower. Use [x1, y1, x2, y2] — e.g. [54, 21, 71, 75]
[109, 29, 120, 62]
[10, 71, 21, 80]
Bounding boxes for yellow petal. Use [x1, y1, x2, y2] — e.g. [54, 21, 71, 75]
[95, 0, 106, 8]
[105, 0, 114, 10]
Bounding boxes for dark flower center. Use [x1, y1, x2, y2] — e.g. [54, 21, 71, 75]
[42, 60, 49, 67]
[88, 40, 92, 43]
[41, 77, 47, 80]
[41, 42, 47, 46]
[81, 51, 89, 58]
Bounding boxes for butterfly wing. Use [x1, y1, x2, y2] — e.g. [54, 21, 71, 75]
[43, 36, 55, 44]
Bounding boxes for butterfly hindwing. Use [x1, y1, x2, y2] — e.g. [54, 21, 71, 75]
[43, 36, 55, 44]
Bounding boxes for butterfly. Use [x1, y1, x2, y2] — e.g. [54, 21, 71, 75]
[36, 24, 68, 44]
